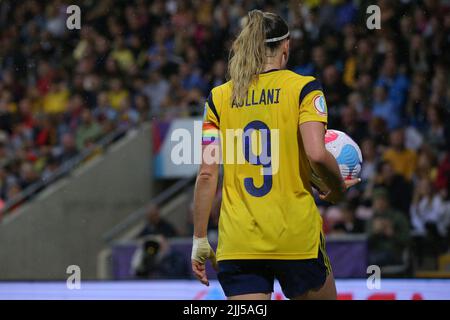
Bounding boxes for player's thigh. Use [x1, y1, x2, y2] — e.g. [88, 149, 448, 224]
[294, 272, 337, 300]
[228, 293, 271, 300]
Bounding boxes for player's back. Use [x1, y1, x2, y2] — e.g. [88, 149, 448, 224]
[204, 69, 328, 261]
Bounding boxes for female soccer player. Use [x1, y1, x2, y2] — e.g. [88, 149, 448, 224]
[191, 10, 359, 300]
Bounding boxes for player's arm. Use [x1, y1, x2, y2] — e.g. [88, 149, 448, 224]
[191, 139, 220, 286]
[193, 159, 219, 238]
[191, 93, 220, 286]
[300, 122, 346, 203]
[298, 79, 358, 203]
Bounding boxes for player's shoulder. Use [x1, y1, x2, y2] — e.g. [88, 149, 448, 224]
[211, 81, 232, 94]
[279, 70, 317, 86]
[209, 81, 232, 101]
[279, 71, 323, 103]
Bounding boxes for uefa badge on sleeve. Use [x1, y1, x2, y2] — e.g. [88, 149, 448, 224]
[313, 95, 327, 116]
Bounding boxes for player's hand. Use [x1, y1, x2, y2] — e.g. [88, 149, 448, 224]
[191, 236, 218, 286]
[319, 178, 361, 204]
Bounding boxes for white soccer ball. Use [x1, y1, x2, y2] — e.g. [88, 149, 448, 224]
[324, 129, 363, 180]
[310, 129, 363, 192]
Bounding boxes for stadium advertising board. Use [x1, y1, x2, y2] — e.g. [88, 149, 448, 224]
[1, 280, 449, 300]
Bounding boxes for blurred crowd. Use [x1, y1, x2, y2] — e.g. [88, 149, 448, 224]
[0, 0, 449, 273]
[298, 0, 450, 271]
[0, 0, 153, 211]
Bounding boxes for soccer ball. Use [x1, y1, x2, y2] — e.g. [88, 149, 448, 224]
[310, 129, 363, 191]
[324, 129, 363, 181]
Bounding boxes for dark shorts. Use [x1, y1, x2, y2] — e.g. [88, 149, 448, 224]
[217, 234, 332, 299]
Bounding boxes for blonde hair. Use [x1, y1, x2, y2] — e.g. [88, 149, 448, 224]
[228, 10, 288, 105]
[228, 10, 267, 105]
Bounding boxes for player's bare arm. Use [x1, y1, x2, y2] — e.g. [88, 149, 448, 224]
[191, 143, 219, 286]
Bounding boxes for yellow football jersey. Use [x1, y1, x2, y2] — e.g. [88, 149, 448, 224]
[203, 69, 328, 261]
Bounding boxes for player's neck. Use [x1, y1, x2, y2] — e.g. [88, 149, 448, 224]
[263, 58, 283, 72]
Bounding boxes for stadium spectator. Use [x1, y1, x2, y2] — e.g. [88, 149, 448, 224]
[410, 177, 447, 267]
[134, 94, 151, 123]
[141, 72, 169, 117]
[92, 91, 117, 124]
[411, 177, 445, 237]
[375, 57, 410, 115]
[331, 203, 365, 235]
[116, 96, 140, 130]
[359, 138, 378, 186]
[138, 205, 177, 239]
[367, 188, 410, 267]
[415, 146, 438, 182]
[424, 106, 447, 154]
[406, 81, 428, 131]
[383, 128, 417, 181]
[107, 78, 129, 111]
[372, 84, 401, 130]
[42, 81, 69, 114]
[132, 235, 189, 279]
[365, 117, 389, 148]
[54, 133, 78, 164]
[321, 64, 350, 112]
[75, 109, 102, 150]
[371, 160, 413, 218]
[339, 106, 366, 144]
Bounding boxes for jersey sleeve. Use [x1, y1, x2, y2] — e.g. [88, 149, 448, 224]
[298, 78, 328, 126]
[202, 90, 220, 146]
[203, 91, 220, 128]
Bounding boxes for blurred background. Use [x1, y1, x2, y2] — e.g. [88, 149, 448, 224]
[0, 0, 449, 299]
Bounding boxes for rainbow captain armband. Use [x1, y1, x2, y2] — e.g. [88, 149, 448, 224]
[202, 122, 220, 146]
